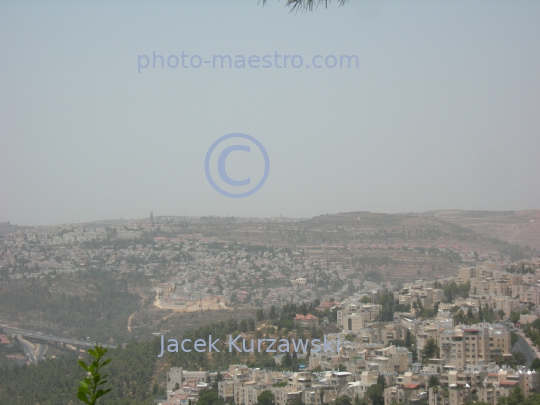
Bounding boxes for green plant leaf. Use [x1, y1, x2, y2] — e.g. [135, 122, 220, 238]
[77, 391, 91, 404]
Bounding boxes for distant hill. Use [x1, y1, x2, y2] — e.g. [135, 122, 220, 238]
[426, 210, 540, 251]
[175, 211, 536, 254]
[0, 222, 30, 236]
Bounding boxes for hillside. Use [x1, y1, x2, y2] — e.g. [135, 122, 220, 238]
[427, 210, 540, 250]
[160, 211, 538, 260]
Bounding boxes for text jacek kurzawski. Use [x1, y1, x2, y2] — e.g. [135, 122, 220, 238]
[158, 335, 340, 357]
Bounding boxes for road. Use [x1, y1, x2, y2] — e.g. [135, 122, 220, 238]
[19, 337, 38, 365]
[512, 331, 538, 368]
[0, 325, 116, 350]
[37, 343, 47, 361]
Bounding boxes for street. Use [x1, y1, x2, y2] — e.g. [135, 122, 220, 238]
[513, 333, 538, 368]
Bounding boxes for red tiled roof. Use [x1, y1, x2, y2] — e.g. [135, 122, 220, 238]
[404, 384, 420, 389]
[294, 314, 318, 320]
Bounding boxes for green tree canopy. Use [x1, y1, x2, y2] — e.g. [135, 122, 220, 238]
[335, 395, 353, 405]
[421, 338, 440, 364]
[499, 386, 525, 405]
[366, 384, 384, 405]
[257, 390, 275, 405]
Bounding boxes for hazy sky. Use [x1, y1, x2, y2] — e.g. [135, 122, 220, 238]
[1, 1, 539, 226]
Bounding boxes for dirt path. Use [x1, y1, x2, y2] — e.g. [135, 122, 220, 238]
[127, 295, 147, 333]
[154, 295, 228, 313]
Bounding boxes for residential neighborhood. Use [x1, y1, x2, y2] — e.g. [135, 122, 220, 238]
[158, 260, 540, 405]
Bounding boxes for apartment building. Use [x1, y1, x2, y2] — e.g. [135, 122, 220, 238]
[417, 326, 441, 363]
[457, 267, 475, 285]
[167, 367, 210, 392]
[511, 284, 540, 306]
[476, 369, 540, 405]
[428, 383, 471, 405]
[338, 303, 383, 332]
[438, 324, 510, 367]
[385, 383, 427, 405]
[398, 287, 444, 309]
[366, 346, 410, 373]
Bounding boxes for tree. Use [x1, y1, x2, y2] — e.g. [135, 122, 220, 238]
[335, 395, 352, 405]
[257, 390, 275, 405]
[428, 375, 440, 388]
[355, 395, 366, 405]
[499, 386, 525, 405]
[512, 351, 526, 366]
[282, 352, 292, 368]
[197, 388, 224, 405]
[466, 307, 474, 321]
[318, 388, 325, 405]
[453, 310, 466, 326]
[77, 344, 112, 405]
[262, 0, 350, 13]
[510, 311, 520, 324]
[377, 375, 386, 390]
[248, 318, 256, 332]
[379, 290, 397, 322]
[421, 338, 440, 364]
[441, 387, 449, 402]
[511, 332, 518, 347]
[212, 371, 223, 390]
[366, 383, 384, 405]
[405, 329, 412, 348]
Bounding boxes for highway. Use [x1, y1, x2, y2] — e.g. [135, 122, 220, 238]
[19, 337, 38, 365]
[0, 325, 117, 350]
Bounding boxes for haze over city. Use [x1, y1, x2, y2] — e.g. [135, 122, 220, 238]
[2, 3, 540, 404]
[1, 1, 539, 226]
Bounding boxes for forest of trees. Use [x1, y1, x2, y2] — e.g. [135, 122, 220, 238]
[0, 312, 340, 404]
[256, 301, 335, 332]
[0, 332, 24, 368]
[0, 269, 147, 343]
[0, 339, 161, 405]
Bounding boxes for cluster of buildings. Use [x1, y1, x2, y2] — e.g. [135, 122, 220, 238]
[459, 264, 540, 310]
[202, 354, 537, 405]
[3, 219, 540, 405]
[163, 368, 213, 404]
[0, 224, 369, 307]
[337, 300, 383, 332]
[159, 261, 540, 405]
